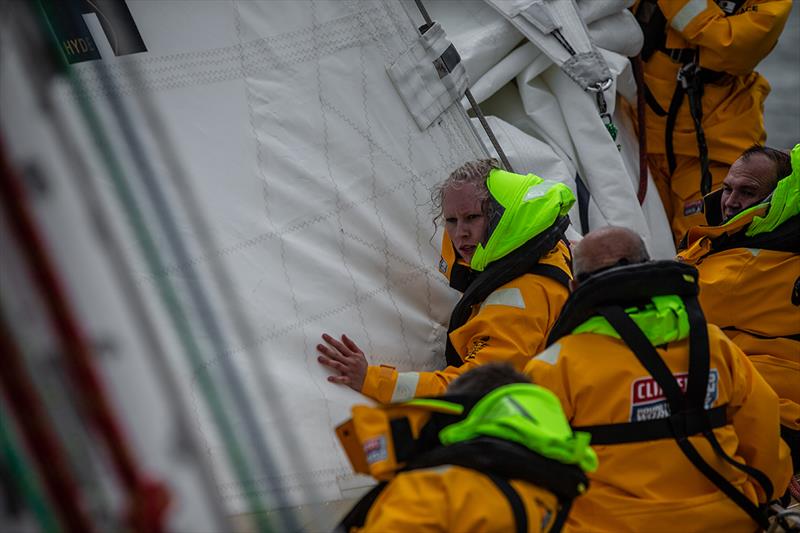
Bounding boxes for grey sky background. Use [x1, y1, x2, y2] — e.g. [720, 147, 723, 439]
[759, 1, 800, 150]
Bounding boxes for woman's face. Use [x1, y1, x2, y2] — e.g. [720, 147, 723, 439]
[442, 182, 488, 264]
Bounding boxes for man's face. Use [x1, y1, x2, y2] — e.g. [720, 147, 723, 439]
[443, 182, 488, 264]
[720, 154, 776, 220]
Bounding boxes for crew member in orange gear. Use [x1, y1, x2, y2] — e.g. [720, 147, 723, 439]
[336, 363, 596, 533]
[317, 159, 574, 403]
[525, 226, 791, 532]
[634, 0, 791, 243]
[679, 144, 799, 473]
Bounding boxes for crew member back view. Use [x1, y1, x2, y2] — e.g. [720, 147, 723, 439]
[525, 227, 791, 532]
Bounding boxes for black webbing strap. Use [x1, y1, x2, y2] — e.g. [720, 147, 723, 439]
[335, 482, 387, 532]
[644, 85, 668, 117]
[549, 498, 573, 533]
[575, 404, 727, 445]
[683, 72, 713, 196]
[486, 474, 527, 533]
[722, 326, 800, 343]
[665, 83, 685, 176]
[684, 297, 710, 411]
[596, 304, 770, 529]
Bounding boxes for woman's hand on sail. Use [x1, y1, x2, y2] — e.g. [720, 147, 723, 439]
[317, 333, 367, 391]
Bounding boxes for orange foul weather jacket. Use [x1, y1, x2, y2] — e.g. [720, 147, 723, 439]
[353, 465, 560, 533]
[637, 0, 790, 240]
[361, 242, 570, 403]
[680, 221, 800, 433]
[525, 265, 791, 532]
[679, 147, 800, 440]
[360, 170, 574, 403]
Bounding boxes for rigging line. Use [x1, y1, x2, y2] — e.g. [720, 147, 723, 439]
[32, 1, 271, 530]
[413, 0, 514, 172]
[0, 148, 96, 533]
[0, 401, 61, 533]
[89, 40, 297, 533]
[38, 67, 233, 532]
[120, 34, 321, 521]
[10, 4, 229, 525]
[1, 131, 172, 532]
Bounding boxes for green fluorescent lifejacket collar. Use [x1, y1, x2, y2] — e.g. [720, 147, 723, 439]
[438, 383, 598, 473]
[470, 169, 575, 272]
[572, 295, 689, 346]
[746, 143, 800, 236]
[404, 398, 465, 415]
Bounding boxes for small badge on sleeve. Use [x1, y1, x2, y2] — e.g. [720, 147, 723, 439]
[683, 200, 704, 216]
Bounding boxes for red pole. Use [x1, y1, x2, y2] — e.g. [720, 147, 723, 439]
[0, 139, 170, 532]
[0, 312, 94, 532]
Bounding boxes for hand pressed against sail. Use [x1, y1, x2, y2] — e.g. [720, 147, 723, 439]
[317, 333, 367, 391]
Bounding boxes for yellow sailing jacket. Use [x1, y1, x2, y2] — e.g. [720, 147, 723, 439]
[353, 465, 559, 533]
[360, 240, 570, 403]
[360, 170, 574, 403]
[641, 0, 790, 164]
[525, 325, 792, 532]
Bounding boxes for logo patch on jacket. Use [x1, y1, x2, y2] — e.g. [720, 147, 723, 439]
[630, 369, 719, 421]
[683, 200, 704, 216]
[438, 257, 448, 274]
[363, 436, 388, 465]
[464, 336, 490, 362]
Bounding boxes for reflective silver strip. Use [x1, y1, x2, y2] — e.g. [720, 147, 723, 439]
[533, 342, 562, 365]
[391, 372, 420, 403]
[480, 287, 526, 311]
[671, 0, 708, 32]
[522, 180, 560, 202]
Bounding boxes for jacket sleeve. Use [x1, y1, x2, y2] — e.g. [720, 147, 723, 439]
[360, 276, 568, 403]
[658, 0, 791, 74]
[724, 332, 793, 501]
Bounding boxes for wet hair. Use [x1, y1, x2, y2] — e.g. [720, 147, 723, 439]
[446, 362, 531, 397]
[740, 145, 792, 188]
[431, 158, 501, 232]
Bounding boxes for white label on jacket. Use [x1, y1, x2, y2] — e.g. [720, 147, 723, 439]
[480, 287, 525, 310]
[629, 369, 719, 421]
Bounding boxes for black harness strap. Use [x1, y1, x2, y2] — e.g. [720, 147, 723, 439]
[335, 482, 387, 532]
[596, 302, 771, 529]
[722, 326, 800, 343]
[664, 81, 686, 177]
[577, 404, 727, 445]
[337, 437, 587, 533]
[486, 474, 527, 533]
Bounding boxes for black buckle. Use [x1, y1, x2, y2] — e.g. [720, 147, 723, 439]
[669, 408, 710, 440]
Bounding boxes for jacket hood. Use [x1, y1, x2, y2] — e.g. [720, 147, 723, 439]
[471, 169, 575, 271]
[437, 169, 574, 280]
[438, 384, 598, 472]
